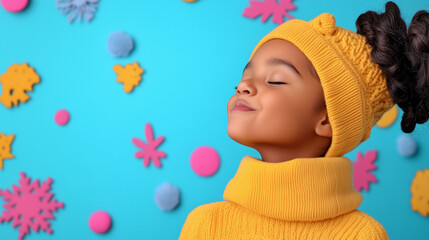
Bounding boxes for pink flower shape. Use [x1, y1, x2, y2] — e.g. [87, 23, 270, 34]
[353, 150, 378, 192]
[0, 172, 64, 240]
[243, 0, 296, 25]
[132, 123, 166, 168]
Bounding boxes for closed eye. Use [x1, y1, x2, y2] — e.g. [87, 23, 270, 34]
[268, 82, 286, 85]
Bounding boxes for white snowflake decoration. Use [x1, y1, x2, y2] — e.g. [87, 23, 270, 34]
[56, 0, 99, 23]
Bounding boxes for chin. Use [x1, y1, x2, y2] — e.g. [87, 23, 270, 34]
[227, 124, 255, 147]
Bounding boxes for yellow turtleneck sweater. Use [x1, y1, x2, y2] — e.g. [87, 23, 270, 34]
[179, 156, 389, 239]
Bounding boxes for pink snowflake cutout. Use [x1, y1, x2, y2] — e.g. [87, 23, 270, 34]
[0, 172, 64, 240]
[353, 150, 378, 192]
[132, 123, 166, 168]
[243, 0, 296, 25]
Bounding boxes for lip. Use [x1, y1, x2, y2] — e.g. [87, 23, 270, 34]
[233, 99, 256, 111]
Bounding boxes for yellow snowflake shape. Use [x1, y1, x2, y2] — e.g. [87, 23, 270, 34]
[0, 133, 15, 169]
[113, 61, 144, 93]
[411, 169, 429, 217]
[0, 63, 40, 108]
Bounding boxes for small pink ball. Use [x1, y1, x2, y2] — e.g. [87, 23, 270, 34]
[190, 146, 220, 177]
[89, 211, 112, 234]
[0, 0, 29, 12]
[54, 109, 70, 126]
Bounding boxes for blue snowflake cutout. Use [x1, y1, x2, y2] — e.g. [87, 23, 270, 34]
[56, 0, 99, 23]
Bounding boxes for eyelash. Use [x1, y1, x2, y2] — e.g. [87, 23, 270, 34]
[234, 81, 285, 90]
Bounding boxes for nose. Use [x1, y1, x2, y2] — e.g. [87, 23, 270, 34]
[236, 80, 256, 96]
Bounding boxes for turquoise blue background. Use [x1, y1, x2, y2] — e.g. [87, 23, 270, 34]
[1, 0, 428, 239]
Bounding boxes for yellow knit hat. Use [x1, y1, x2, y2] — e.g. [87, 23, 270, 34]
[249, 13, 395, 157]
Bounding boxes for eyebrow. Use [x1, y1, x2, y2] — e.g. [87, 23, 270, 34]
[243, 58, 302, 77]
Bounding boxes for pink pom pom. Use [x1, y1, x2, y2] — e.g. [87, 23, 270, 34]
[54, 109, 70, 126]
[89, 210, 112, 234]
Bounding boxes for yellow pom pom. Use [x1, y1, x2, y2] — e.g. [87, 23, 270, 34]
[310, 13, 336, 35]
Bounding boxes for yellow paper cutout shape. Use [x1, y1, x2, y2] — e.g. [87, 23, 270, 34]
[0, 133, 15, 169]
[0, 63, 40, 108]
[113, 61, 144, 93]
[410, 169, 429, 217]
[377, 105, 398, 128]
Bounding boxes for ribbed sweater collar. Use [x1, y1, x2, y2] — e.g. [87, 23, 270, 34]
[223, 156, 363, 221]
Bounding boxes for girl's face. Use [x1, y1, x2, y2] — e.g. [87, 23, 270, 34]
[227, 39, 331, 161]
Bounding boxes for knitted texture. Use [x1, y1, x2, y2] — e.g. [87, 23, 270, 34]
[223, 156, 363, 221]
[180, 202, 388, 239]
[179, 156, 389, 239]
[249, 13, 395, 157]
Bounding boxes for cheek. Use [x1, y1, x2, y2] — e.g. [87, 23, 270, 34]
[259, 92, 313, 138]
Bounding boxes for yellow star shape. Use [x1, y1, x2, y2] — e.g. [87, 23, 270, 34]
[0, 133, 15, 169]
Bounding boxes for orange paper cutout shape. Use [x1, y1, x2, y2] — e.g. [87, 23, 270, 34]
[113, 61, 144, 93]
[0, 63, 40, 108]
[376, 105, 398, 128]
[411, 169, 429, 217]
[0, 133, 15, 169]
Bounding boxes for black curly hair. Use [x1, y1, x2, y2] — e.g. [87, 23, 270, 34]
[356, 1, 429, 133]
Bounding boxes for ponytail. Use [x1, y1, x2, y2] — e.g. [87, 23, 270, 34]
[356, 1, 429, 133]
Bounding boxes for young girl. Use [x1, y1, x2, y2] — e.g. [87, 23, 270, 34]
[180, 2, 429, 239]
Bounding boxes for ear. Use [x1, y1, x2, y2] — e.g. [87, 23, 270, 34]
[315, 111, 332, 137]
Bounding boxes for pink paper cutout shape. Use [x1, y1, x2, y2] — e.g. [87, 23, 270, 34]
[132, 123, 166, 168]
[353, 150, 378, 192]
[0, 172, 64, 240]
[242, 0, 296, 25]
